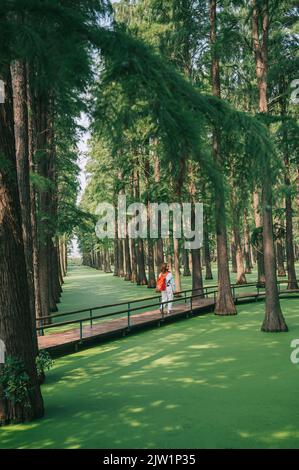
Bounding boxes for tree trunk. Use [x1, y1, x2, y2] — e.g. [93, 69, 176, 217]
[155, 237, 164, 278]
[182, 247, 191, 276]
[27, 81, 43, 322]
[285, 189, 298, 288]
[276, 239, 286, 277]
[144, 155, 156, 288]
[124, 236, 132, 280]
[113, 236, 119, 276]
[191, 249, 204, 297]
[173, 238, 182, 294]
[243, 208, 252, 274]
[233, 225, 247, 284]
[0, 71, 44, 424]
[57, 244, 64, 286]
[280, 100, 298, 289]
[261, 173, 288, 331]
[231, 241, 237, 273]
[203, 225, 213, 280]
[118, 239, 125, 277]
[133, 168, 147, 285]
[137, 239, 147, 285]
[231, 196, 246, 284]
[253, 191, 265, 285]
[153, 148, 164, 277]
[210, 0, 236, 315]
[147, 239, 156, 288]
[130, 239, 138, 283]
[10, 59, 39, 350]
[36, 99, 51, 322]
[251, 0, 287, 331]
[104, 245, 112, 273]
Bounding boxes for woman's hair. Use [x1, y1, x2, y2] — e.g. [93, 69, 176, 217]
[161, 263, 168, 273]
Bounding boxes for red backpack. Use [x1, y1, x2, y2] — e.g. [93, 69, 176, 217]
[156, 273, 166, 292]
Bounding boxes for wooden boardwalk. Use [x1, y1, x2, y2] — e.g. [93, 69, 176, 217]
[38, 288, 299, 356]
[38, 298, 214, 355]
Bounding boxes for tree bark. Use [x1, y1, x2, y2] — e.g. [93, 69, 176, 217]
[243, 208, 252, 274]
[145, 155, 156, 288]
[153, 148, 164, 277]
[182, 247, 191, 276]
[203, 224, 213, 280]
[113, 233, 119, 276]
[173, 237, 182, 294]
[253, 191, 265, 284]
[130, 239, 138, 283]
[280, 99, 298, 289]
[133, 168, 147, 285]
[10, 59, 39, 350]
[27, 68, 43, 321]
[104, 245, 112, 273]
[118, 239, 125, 277]
[231, 241, 237, 273]
[0, 70, 44, 424]
[231, 193, 246, 284]
[137, 239, 147, 285]
[191, 248, 204, 297]
[233, 225, 247, 284]
[251, 0, 287, 331]
[210, 0, 236, 315]
[276, 239, 286, 277]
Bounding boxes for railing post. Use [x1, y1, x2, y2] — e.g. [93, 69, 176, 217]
[190, 296, 193, 315]
[79, 321, 83, 343]
[40, 319, 45, 337]
[90, 309, 93, 328]
[185, 291, 187, 304]
[160, 295, 165, 320]
[127, 302, 131, 330]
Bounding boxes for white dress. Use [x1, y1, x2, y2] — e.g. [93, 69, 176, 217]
[160, 272, 176, 313]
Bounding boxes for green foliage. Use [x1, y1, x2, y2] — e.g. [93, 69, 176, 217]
[36, 351, 54, 378]
[0, 357, 31, 408]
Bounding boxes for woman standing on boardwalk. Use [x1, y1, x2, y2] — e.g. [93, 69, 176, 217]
[156, 263, 176, 314]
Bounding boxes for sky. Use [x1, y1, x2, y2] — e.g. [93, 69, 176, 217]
[77, 112, 91, 200]
[71, 2, 118, 257]
[70, 113, 90, 258]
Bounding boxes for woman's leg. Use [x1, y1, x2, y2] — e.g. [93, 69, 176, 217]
[160, 291, 167, 313]
[167, 290, 174, 313]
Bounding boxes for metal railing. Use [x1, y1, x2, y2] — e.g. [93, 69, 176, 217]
[36, 289, 212, 340]
[36, 279, 298, 341]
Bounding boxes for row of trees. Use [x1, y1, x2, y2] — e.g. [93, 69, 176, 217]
[0, 0, 297, 425]
[0, 0, 111, 425]
[79, 0, 298, 329]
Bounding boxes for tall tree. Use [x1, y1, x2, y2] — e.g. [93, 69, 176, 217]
[0, 70, 44, 424]
[209, 0, 236, 315]
[251, 0, 288, 331]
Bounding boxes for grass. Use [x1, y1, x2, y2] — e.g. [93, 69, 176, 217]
[1, 297, 299, 449]
[1, 263, 298, 449]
